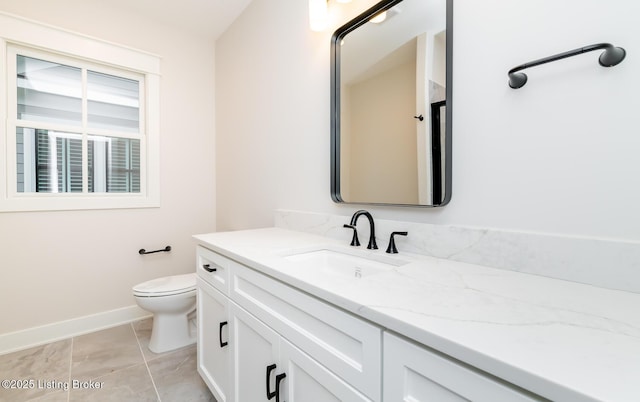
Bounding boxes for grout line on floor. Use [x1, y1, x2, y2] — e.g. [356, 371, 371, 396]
[63, 322, 154, 399]
[132, 322, 161, 401]
[73, 324, 146, 382]
[67, 337, 73, 402]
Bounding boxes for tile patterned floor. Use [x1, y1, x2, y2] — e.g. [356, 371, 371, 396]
[0, 319, 215, 402]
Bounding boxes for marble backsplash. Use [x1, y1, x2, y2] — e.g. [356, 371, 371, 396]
[274, 209, 640, 294]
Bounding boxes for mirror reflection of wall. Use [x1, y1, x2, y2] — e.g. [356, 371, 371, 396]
[332, 0, 450, 207]
[341, 37, 418, 204]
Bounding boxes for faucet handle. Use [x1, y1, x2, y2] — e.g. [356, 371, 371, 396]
[386, 231, 408, 254]
[343, 224, 361, 247]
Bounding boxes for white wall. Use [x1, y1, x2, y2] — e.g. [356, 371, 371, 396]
[216, 0, 640, 242]
[0, 1, 216, 335]
[348, 60, 418, 204]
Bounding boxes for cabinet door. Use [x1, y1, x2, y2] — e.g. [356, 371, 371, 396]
[383, 333, 539, 402]
[230, 302, 281, 402]
[197, 277, 232, 402]
[280, 338, 372, 402]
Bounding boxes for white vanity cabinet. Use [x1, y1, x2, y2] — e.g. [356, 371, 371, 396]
[383, 332, 540, 402]
[197, 246, 377, 402]
[192, 227, 640, 401]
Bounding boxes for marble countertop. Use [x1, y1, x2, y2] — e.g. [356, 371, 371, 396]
[194, 228, 640, 402]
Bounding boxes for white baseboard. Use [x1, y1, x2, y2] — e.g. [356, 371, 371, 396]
[0, 305, 152, 356]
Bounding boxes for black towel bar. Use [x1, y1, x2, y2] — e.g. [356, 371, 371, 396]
[139, 246, 172, 255]
[508, 43, 626, 89]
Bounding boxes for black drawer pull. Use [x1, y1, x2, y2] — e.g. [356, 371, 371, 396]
[266, 364, 277, 400]
[275, 372, 286, 402]
[202, 263, 217, 272]
[219, 321, 228, 348]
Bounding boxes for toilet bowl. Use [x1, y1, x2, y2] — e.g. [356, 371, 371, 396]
[133, 273, 197, 353]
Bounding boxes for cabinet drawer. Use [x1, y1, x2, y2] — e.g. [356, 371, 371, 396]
[197, 246, 230, 295]
[383, 332, 541, 402]
[230, 261, 382, 402]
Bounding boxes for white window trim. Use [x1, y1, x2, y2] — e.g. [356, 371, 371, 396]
[0, 12, 160, 212]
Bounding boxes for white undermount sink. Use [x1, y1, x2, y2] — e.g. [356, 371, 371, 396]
[281, 247, 409, 279]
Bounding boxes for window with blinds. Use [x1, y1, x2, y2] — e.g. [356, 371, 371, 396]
[13, 51, 142, 194]
[0, 15, 159, 212]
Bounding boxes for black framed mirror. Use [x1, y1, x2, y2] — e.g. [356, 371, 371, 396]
[331, 0, 452, 207]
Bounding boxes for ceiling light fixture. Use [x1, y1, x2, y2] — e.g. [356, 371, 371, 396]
[309, 0, 329, 32]
[309, 0, 357, 32]
[369, 11, 387, 23]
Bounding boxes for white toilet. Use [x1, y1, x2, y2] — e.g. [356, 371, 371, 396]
[133, 273, 197, 353]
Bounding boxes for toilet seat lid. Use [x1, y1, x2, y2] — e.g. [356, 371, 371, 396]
[133, 273, 196, 296]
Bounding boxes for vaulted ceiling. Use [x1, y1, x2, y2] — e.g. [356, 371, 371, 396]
[108, 0, 253, 40]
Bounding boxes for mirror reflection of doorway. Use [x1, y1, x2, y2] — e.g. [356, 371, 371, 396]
[430, 100, 445, 204]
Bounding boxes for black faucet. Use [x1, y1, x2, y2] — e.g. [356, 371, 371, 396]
[345, 210, 378, 250]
